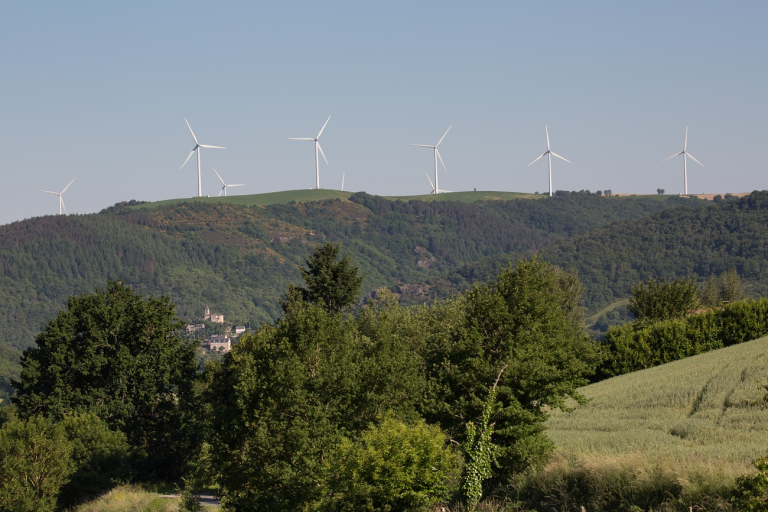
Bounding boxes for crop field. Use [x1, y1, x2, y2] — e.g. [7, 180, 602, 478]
[548, 334, 768, 465]
[526, 335, 768, 509]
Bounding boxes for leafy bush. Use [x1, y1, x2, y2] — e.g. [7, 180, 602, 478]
[628, 276, 699, 321]
[732, 456, 768, 511]
[12, 280, 201, 480]
[57, 412, 130, 507]
[313, 415, 461, 512]
[599, 299, 768, 378]
[0, 415, 73, 512]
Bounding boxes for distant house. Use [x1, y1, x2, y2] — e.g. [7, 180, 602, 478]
[203, 306, 224, 324]
[204, 335, 231, 353]
[185, 323, 205, 334]
[233, 326, 246, 335]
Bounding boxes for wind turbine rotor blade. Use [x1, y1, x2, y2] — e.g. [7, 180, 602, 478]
[436, 125, 452, 147]
[288, 138, 315, 141]
[213, 168, 225, 185]
[551, 152, 571, 163]
[410, 144, 434, 148]
[527, 152, 547, 167]
[316, 116, 331, 138]
[662, 151, 684, 162]
[185, 118, 199, 145]
[218, 188, 224, 197]
[687, 152, 704, 167]
[199, 145, 225, 149]
[425, 172, 435, 191]
[60, 179, 75, 194]
[229, 184, 245, 187]
[61, 198, 67, 215]
[685, 127, 689, 150]
[317, 142, 329, 165]
[436, 148, 447, 172]
[546, 125, 550, 150]
[181, 149, 196, 169]
[41, 190, 59, 195]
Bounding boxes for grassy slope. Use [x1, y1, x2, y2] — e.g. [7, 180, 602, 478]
[548, 334, 768, 468]
[132, 189, 354, 209]
[132, 189, 539, 210]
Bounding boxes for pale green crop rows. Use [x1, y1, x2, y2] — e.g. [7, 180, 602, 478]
[548, 335, 768, 474]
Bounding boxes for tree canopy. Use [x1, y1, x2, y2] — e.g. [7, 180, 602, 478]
[12, 280, 200, 479]
[295, 242, 365, 312]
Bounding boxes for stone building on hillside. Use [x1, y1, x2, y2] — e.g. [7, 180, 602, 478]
[204, 335, 231, 353]
[203, 306, 224, 324]
[185, 323, 205, 335]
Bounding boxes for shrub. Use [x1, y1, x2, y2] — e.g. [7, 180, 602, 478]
[0, 416, 73, 512]
[313, 415, 461, 512]
[732, 456, 768, 511]
[57, 412, 130, 507]
[599, 299, 768, 378]
[628, 276, 699, 321]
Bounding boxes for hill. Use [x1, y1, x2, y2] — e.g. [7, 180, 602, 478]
[131, 189, 541, 210]
[0, 192, 692, 355]
[418, 192, 768, 320]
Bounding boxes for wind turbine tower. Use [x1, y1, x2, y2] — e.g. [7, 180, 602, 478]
[410, 125, 451, 194]
[289, 116, 331, 189]
[527, 126, 570, 197]
[213, 168, 244, 196]
[663, 127, 703, 195]
[41, 179, 75, 215]
[180, 119, 226, 197]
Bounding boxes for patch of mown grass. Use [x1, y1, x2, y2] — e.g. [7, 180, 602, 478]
[512, 335, 768, 511]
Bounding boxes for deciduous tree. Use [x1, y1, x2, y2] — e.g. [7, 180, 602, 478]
[12, 281, 200, 479]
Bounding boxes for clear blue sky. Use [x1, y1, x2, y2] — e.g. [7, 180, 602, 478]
[1, 1, 766, 224]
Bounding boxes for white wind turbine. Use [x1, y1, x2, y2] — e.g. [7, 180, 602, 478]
[213, 168, 244, 197]
[411, 125, 451, 194]
[289, 116, 331, 189]
[663, 127, 703, 195]
[180, 118, 226, 197]
[528, 125, 570, 197]
[41, 179, 75, 215]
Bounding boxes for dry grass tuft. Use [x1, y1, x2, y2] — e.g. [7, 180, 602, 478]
[70, 485, 180, 512]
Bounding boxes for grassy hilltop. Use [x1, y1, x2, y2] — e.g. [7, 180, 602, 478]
[131, 189, 540, 210]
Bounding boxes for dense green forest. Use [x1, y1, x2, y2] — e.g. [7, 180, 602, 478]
[0, 192, 696, 355]
[413, 193, 768, 316]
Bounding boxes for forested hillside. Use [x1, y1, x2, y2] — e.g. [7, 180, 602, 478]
[423, 192, 768, 320]
[0, 192, 691, 355]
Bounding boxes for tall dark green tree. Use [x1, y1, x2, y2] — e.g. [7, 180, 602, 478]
[12, 281, 200, 479]
[421, 258, 598, 485]
[292, 242, 365, 313]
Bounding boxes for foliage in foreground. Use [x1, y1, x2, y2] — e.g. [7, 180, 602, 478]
[0, 413, 129, 512]
[732, 456, 768, 511]
[313, 416, 461, 512]
[599, 297, 768, 378]
[12, 281, 201, 480]
[207, 257, 597, 510]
